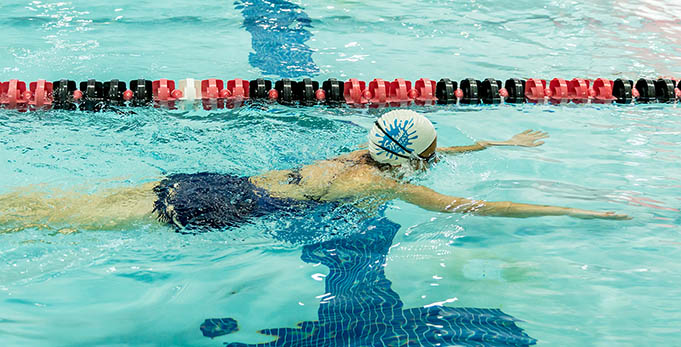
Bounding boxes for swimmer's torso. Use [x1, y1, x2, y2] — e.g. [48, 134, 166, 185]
[249, 150, 395, 202]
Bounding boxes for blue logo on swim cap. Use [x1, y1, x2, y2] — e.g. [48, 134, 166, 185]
[374, 118, 418, 160]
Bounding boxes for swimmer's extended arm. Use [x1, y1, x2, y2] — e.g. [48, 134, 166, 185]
[394, 183, 630, 220]
[437, 130, 549, 154]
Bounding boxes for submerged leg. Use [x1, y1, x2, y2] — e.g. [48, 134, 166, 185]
[0, 182, 159, 233]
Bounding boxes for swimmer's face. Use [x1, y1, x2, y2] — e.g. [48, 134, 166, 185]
[410, 137, 438, 170]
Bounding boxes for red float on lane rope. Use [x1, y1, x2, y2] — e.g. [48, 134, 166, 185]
[201, 79, 223, 100]
[368, 78, 389, 107]
[413, 78, 437, 103]
[499, 88, 509, 98]
[525, 79, 546, 103]
[343, 78, 367, 106]
[28, 80, 54, 110]
[389, 78, 412, 106]
[227, 79, 249, 99]
[455, 88, 463, 101]
[225, 79, 249, 108]
[591, 78, 615, 103]
[152, 79, 179, 101]
[549, 78, 569, 104]
[567, 78, 590, 103]
[122, 90, 132, 101]
[171, 89, 184, 99]
[152, 79, 180, 109]
[407, 88, 417, 99]
[201, 79, 224, 110]
[219, 89, 231, 98]
[1, 80, 30, 110]
[315, 89, 326, 101]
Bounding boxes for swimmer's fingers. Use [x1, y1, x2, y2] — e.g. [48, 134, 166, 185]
[603, 211, 632, 220]
[528, 131, 549, 139]
[534, 131, 550, 139]
[508, 130, 549, 147]
[527, 131, 549, 146]
[523, 129, 548, 135]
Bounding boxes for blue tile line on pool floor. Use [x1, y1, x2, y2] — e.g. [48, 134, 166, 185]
[235, 0, 319, 78]
[201, 217, 537, 346]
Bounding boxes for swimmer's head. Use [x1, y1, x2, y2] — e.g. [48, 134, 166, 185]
[368, 110, 437, 166]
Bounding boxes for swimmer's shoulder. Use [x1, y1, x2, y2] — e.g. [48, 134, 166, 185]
[326, 153, 401, 198]
[331, 149, 370, 162]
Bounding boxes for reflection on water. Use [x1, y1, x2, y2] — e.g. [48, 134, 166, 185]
[202, 216, 536, 346]
[236, 0, 319, 78]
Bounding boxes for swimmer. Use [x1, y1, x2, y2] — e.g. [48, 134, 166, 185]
[0, 110, 629, 233]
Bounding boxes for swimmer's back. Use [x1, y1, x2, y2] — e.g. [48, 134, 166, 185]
[250, 150, 395, 202]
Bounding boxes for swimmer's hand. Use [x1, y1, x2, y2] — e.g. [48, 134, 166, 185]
[506, 130, 549, 147]
[480, 130, 549, 148]
[439, 129, 549, 154]
[568, 208, 632, 220]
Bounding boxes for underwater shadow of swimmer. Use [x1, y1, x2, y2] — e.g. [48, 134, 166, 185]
[235, 0, 319, 78]
[200, 217, 537, 346]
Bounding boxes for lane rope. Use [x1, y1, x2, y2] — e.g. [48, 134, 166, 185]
[1, 77, 680, 111]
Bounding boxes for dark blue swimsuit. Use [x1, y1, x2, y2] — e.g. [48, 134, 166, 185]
[153, 172, 320, 231]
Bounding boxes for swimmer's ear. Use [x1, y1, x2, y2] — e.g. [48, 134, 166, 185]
[356, 142, 368, 149]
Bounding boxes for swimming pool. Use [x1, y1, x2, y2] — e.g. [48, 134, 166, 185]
[1, 0, 681, 345]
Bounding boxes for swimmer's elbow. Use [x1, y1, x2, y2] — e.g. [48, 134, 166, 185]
[463, 200, 512, 216]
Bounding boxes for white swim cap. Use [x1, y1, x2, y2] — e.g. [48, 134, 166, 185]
[367, 110, 436, 165]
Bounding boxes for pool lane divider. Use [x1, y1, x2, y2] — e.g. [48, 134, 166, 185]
[1, 77, 681, 111]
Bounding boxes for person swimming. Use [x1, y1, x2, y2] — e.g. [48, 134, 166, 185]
[0, 110, 629, 233]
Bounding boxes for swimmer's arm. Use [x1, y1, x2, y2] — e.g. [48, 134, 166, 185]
[392, 184, 629, 220]
[437, 142, 489, 154]
[438, 130, 549, 154]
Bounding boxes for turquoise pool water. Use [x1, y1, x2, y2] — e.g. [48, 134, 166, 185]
[2, 0, 681, 345]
